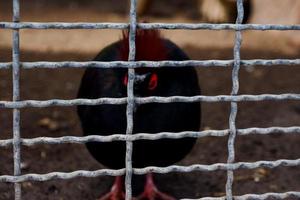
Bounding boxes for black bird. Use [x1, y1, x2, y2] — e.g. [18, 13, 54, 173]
[77, 29, 201, 200]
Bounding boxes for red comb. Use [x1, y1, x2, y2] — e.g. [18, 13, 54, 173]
[119, 29, 167, 61]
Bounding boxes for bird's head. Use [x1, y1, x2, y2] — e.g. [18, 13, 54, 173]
[119, 29, 167, 97]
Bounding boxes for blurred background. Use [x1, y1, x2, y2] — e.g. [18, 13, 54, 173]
[0, 0, 299, 199]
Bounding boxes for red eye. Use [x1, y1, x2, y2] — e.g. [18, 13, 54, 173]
[123, 74, 128, 86]
[148, 73, 158, 90]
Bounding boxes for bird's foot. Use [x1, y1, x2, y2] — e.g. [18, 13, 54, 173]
[137, 174, 176, 200]
[137, 189, 175, 200]
[98, 192, 125, 200]
[98, 177, 125, 200]
[98, 190, 125, 200]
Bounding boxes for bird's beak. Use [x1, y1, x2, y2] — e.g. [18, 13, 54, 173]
[134, 73, 149, 84]
[133, 73, 151, 96]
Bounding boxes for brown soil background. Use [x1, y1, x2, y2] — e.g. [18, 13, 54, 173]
[0, 0, 299, 199]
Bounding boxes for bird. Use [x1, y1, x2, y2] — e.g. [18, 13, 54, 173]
[77, 29, 201, 200]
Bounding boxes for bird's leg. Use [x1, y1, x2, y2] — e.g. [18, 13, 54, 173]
[137, 174, 176, 200]
[98, 176, 125, 200]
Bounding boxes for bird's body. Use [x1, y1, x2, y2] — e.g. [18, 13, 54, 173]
[77, 30, 201, 199]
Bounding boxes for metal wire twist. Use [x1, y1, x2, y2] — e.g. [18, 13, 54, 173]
[124, 0, 137, 199]
[12, 0, 22, 199]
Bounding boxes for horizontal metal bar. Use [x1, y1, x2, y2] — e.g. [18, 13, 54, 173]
[1, 22, 300, 31]
[184, 191, 300, 200]
[139, 23, 300, 31]
[139, 160, 300, 174]
[1, 127, 299, 147]
[1, 94, 300, 109]
[0, 22, 128, 29]
[233, 192, 300, 200]
[241, 59, 300, 66]
[1, 59, 300, 69]
[0, 169, 125, 182]
[0, 98, 127, 108]
[0, 158, 299, 183]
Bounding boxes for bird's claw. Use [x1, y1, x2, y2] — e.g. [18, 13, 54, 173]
[97, 191, 125, 200]
[137, 174, 176, 200]
[97, 177, 125, 200]
[137, 189, 176, 200]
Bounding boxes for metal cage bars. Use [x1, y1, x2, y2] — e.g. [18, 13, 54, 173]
[124, 0, 137, 199]
[225, 0, 243, 199]
[1, 22, 300, 30]
[0, 0, 299, 199]
[0, 127, 300, 147]
[1, 59, 300, 69]
[11, 0, 22, 199]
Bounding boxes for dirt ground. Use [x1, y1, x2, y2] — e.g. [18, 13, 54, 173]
[0, 1, 300, 200]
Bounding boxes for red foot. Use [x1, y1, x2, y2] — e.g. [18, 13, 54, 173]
[98, 177, 125, 200]
[137, 174, 176, 200]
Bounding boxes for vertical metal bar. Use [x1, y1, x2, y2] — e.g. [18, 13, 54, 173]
[225, 0, 243, 200]
[12, 0, 21, 200]
[125, 0, 137, 199]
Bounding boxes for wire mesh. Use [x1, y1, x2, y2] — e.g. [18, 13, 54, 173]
[0, 0, 299, 199]
[11, 0, 22, 199]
